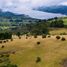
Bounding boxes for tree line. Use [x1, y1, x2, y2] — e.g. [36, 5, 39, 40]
[0, 32, 12, 40]
[10, 18, 65, 35]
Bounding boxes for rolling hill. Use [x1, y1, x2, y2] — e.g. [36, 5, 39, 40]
[0, 10, 36, 20]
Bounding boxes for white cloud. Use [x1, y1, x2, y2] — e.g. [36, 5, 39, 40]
[0, 0, 66, 19]
[60, 2, 67, 6]
[0, 0, 66, 8]
[0, 0, 66, 12]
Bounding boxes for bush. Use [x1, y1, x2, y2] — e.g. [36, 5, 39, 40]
[61, 37, 66, 41]
[26, 37, 28, 39]
[0, 41, 2, 43]
[3, 40, 6, 43]
[34, 35, 37, 38]
[42, 34, 46, 38]
[37, 42, 40, 45]
[56, 36, 61, 40]
[11, 38, 13, 41]
[0, 64, 18, 67]
[12, 51, 16, 54]
[0, 59, 3, 63]
[1, 45, 4, 48]
[19, 36, 21, 39]
[6, 54, 10, 57]
[6, 40, 9, 42]
[60, 32, 67, 35]
[16, 32, 21, 37]
[26, 34, 29, 37]
[48, 35, 51, 38]
[36, 57, 41, 63]
[0, 55, 4, 57]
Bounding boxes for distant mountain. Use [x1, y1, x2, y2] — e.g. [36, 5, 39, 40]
[35, 5, 67, 15]
[0, 10, 36, 20]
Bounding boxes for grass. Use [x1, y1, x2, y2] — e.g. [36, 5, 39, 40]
[0, 35, 67, 67]
[63, 18, 67, 25]
[49, 28, 67, 35]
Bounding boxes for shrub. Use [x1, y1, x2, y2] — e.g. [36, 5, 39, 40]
[61, 58, 67, 67]
[56, 36, 61, 40]
[19, 36, 21, 39]
[37, 42, 40, 45]
[0, 41, 2, 43]
[3, 40, 6, 43]
[0, 55, 4, 57]
[0, 59, 3, 63]
[6, 40, 9, 42]
[42, 34, 46, 38]
[6, 54, 10, 57]
[26, 37, 28, 39]
[11, 38, 13, 41]
[16, 32, 21, 37]
[34, 35, 37, 38]
[1, 64, 18, 67]
[48, 35, 51, 38]
[1, 45, 4, 48]
[12, 51, 16, 54]
[61, 37, 66, 41]
[26, 34, 29, 37]
[36, 57, 41, 63]
[60, 32, 67, 35]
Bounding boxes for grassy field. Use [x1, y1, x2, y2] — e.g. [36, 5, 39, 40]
[0, 35, 67, 67]
[63, 18, 67, 25]
[49, 28, 67, 35]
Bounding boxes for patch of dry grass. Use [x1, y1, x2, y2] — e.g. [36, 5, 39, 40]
[0, 35, 67, 67]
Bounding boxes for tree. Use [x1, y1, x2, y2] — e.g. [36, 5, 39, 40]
[16, 32, 21, 37]
[50, 19, 64, 28]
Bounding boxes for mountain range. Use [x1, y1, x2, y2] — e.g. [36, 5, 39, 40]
[0, 5, 67, 20]
[35, 5, 67, 15]
[0, 10, 36, 20]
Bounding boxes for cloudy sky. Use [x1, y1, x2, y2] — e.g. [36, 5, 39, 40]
[0, 0, 67, 19]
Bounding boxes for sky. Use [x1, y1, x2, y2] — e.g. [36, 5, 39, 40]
[0, 0, 67, 19]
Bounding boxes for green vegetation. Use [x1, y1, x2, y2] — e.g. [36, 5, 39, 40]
[0, 17, 67, 36]
[0, 16, 67, 67]
[0, 54, 17, 67]
[0, 32, 12, 40]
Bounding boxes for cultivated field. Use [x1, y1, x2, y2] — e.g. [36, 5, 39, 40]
[0, 34, 67, 67]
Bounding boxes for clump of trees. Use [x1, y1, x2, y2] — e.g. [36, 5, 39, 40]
[50, 19, 64, 28]
[31, 22, 49, 35]
[12, 20, 49, 35]
[0, 32, 12, 40]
